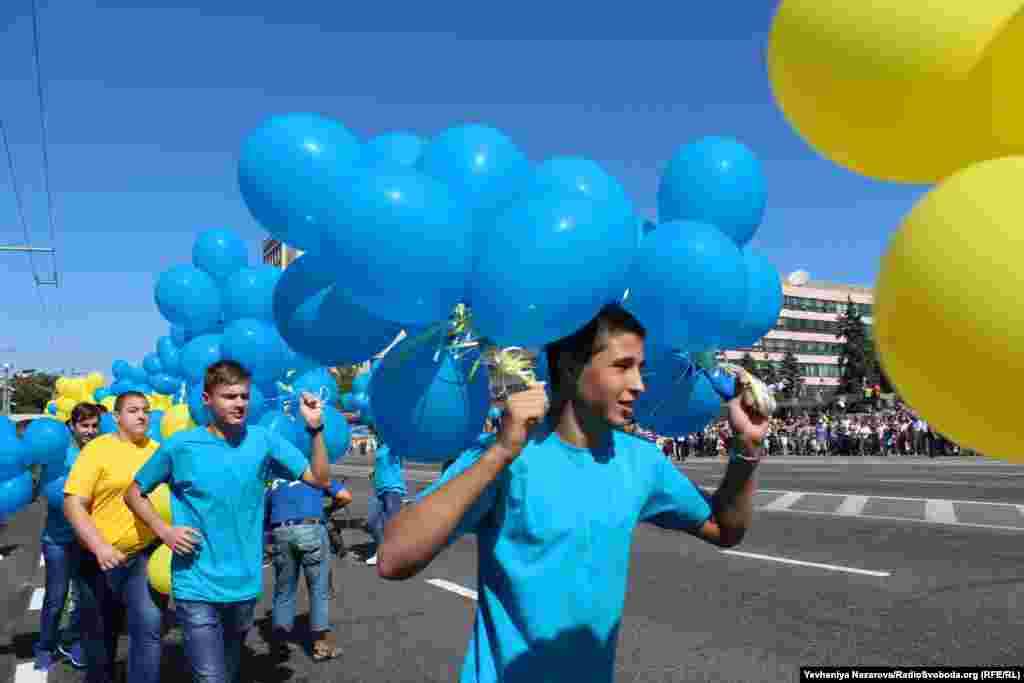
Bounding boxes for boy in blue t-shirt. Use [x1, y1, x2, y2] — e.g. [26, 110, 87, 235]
[378, 304, 770, 683]
[125, 360, 332, 683]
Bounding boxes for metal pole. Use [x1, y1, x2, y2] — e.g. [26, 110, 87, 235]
[0, 245, 55, 254]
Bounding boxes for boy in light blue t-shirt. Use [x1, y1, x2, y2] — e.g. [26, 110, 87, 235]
[126, 361, 332, 683]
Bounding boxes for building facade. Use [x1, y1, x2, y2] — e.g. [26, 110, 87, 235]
[262, 238, 303, 270]
[722, 277, 874, 390]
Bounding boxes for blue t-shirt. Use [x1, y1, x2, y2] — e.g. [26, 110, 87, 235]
[417, 429, 712, 683]
[266, 478, 346, 526]
[373, 444, 406, 495]
[40, 442, 80, 545]
[134, 426, 309, 603]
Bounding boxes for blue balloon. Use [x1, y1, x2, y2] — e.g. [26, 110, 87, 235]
[187, 383, 210, 426]
[280, 346, 319, 379]
[321, 167, 472, 326]
[150, 374, 183, 396]
[351, 372, 372, 395]
[155, 265, 223, 332]
[657, 136, 767, 247]
[272, 253, 403, 366]
[112, 360, 132, 381]
[223, 265, 281, 323]
[43, 475, 67, 510]
[171, 325, 190, 347]
[0, 434, 25, 480]
[239, 113, 362, 253]
[292, 405, 351, 464]
[193, 229, 248, 284]
[46, 403, 58, 415]
[147, 410, 165, 441]
[0, 416, 13, 440]
[108, 381, 134, 396]
[128, 365, 150, 385]
[471, 194, 636, 347]
[633, 348, 722, 436]
[0, 472, 33, 518]
[418, 124, 530, 212]
[245, 383, 267, 425]
[258, 410, 300, 447]
[221, 318, 286, 387]
[99, 413, 117, 434]
[340, 393, 355, 411]
[362, 132, 425, 169]
[534, 349, 550, 384]
[350, 392, 369, 413]
[143, 353, 163, 375]
[290, 368, 338, 407]
[21, 418, 70, 468]
[369, 327, 489, 463]
[730, 249, 783, 349]
[371, 358, 382, 372]
[93, 388, 111, 401]
[625, 220, 747, 352]
[157, 336, 182, 376]
[181, 334, 223, 387]
[642, 218, 657, 235]
[527, 157, 633, 215]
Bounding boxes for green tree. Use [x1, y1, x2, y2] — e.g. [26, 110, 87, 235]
[780, 352, 803, 398]
[837, 296, 872, 395]
[12, 372, 57, 413]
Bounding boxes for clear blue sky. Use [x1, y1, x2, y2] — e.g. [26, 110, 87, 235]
[0, 1, 929, 376]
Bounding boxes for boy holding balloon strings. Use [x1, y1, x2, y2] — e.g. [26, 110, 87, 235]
[378, 303, 769, 683]
[124, 360, 332, 683]
[63, 391, 167, 683]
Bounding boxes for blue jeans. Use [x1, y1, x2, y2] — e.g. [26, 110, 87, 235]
[37, 540, 81, 654]
[75, 543, 166, 683]
[176, 599, 257, 683]
[271, 523, 330, 633]
[368, 491, 404, 547]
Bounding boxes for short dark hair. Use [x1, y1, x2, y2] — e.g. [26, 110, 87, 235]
[69, 402, 102, 426]
[204, 360, 251, 395]
[545, 303, 646, 395]
[114, 391, 149, 413]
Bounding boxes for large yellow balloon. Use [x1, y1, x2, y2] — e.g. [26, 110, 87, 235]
[86, 372, 105, 391]
[768, 1, 1024, 184]
[875, 156, 1024, 463]
[55, 378, 68, 396]
[150, 483, 173, 524]
[160, 404, 196, 439]
[56, 397, 76, 413]
[148, 544, 172, 595]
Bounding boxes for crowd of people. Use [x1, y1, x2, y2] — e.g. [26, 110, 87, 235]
[656, 404, 970, 460]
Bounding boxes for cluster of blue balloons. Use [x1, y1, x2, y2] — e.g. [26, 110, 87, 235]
[0, 416, 68, 518]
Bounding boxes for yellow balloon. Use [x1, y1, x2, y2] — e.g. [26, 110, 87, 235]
[55, 377, 67, 395]
[56, 397, 76, 413]
[768, 1, 1024, 184]
[150, 483, 173, 525]
[87, 372, 105, 391]
[100, 396, 117, 412]
[148, 544, 172, 595]
[161, 404, 196, 439]
[875, 156, 1024, 463]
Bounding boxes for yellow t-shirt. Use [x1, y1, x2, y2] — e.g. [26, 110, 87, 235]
[64, 433, 161, 556]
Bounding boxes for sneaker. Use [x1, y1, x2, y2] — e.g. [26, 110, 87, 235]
[312, 632, 342, 661]
[34, 648, 54, 672]
[58, 642, 85, 669]
[365, 553, 378, 566]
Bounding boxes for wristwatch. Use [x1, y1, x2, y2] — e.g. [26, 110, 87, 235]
[306, 424, 325, 436]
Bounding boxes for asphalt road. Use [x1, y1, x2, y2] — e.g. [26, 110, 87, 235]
[5, 455, 1022, 682]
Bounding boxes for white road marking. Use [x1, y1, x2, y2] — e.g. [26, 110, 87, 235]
[758, 507, 1024, 532]
[721, 549, 891, 577]
[14, 661, 47, 682]
[426, 578, 478, 601]
[925, 499, 958, 524]
[835, 495, 869, 516]
[29, 588, 44, 611]
[757, 489, 1022, 508]
[878, 479, 966, 485]
[759, 492, 804, 511]
[39, 554, 45, 567]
